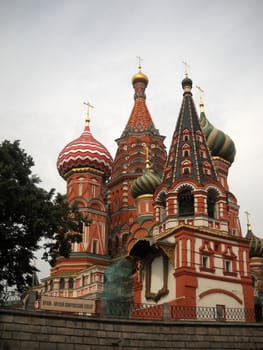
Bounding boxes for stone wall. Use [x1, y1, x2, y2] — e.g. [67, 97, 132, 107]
[0, 308, 263, 349]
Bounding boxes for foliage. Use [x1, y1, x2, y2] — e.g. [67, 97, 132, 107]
[0, 140, 91, 294]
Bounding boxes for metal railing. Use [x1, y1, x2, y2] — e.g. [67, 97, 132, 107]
[102, 301, 256, 322]
[102, 301, 163, 320]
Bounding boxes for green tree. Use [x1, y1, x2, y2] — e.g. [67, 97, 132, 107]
[0, 140, 90, 294]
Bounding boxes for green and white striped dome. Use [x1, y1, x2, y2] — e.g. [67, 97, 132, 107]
[200, 112, 236, 164]
[131, 167, 161, 198]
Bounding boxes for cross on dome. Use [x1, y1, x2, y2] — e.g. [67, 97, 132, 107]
[182, 61, 190, 77]
[83, 101, 94, 125]
[136, 56, 143, 70]
[196, 85, 205, 112]
[245, 210, 252, 230]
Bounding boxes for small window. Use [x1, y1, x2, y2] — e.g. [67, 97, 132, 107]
[91, 185, 96, 197]
[184, 135, 189, 141]
[214, 242, 220, 252]
[59, 278, 65, 290]
[68, 277, 74, 289]
[196, 135, 202, 142]
[207, 189, 217, 219]
[225, 260, 231, 272]
[50, 280, 54, 291]
[183, 168, 190, 174]
[178, 187, 194, 216]
[200, 150, 206, 158]
[92, 240, 98, 254]
[202, 256, 208, 269]
[184, 150, 189, 157]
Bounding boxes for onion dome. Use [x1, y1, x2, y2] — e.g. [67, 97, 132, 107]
[132, 65, 148, 87]
[245, 215, 263, 257]
[57, 106, 113, 179]
[182, 76, 193, 89]
[249, 239, 263, 257]
[131, 147, 161, 198]
[200, 113, 236, 164]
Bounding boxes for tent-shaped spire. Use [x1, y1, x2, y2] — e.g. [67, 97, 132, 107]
[163, 75, 217, 186]
[120, 65, 160, 138]
[111, 65, 166, 179]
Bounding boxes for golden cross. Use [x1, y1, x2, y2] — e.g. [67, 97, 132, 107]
[83, 101, 94, 125]
[244, 210, 251, 225]
[136, 56, 143, 70]
[182, 61, 190, 77]
[196, 85, 205, 110]
[144, 145, 150, 168]
[196, 85, 204, 97]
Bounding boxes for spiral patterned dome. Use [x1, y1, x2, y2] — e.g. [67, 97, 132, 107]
[131, 167, 161, 198]
[250, 238, 263, 257]
[200, 113, 236, 164]
[57, 124, 113, 179]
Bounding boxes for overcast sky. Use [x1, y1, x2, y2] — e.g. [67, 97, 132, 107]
[1, 0, 262, 279]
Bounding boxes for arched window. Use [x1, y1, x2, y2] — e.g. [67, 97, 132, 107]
[92, 240, 98, 254]
[50, 280, 54, 291]
[207, 188, 218, 219]
[196, 131, 203, 143]
[203, 161, 212, 176]
[68, 277, 74, 289]
[182, 129, 190, 142]
[178, 186, 194, 216]
[181, 160, 192, 176]
[159, 192, 166, 222]
[59, 278, 65, 290]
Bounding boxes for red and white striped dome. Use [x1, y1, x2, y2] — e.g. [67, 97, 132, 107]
[57, 124, 113, 179]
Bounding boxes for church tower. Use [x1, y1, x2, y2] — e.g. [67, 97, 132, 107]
[107, 64, 166, 257]
[43, 104, 113, 299]
[38, 64, 255, 321]
[128, 72, 254, 316]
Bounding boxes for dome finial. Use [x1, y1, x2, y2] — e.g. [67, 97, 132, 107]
[181, 61, 192, 92]
[83, 101, 94, 126]
[136, 55, 143, 71]
[144, 145, 150, 169]
[132, 56, 149, 97]
[182, 61, 190, 78]
[245, 210, 253, 232]
[196, 85, 205, 112]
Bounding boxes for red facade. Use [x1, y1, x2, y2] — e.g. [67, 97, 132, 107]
[40, 67, 256, 319]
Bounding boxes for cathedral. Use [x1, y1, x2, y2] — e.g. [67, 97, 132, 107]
[38, 64, 263, 319]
